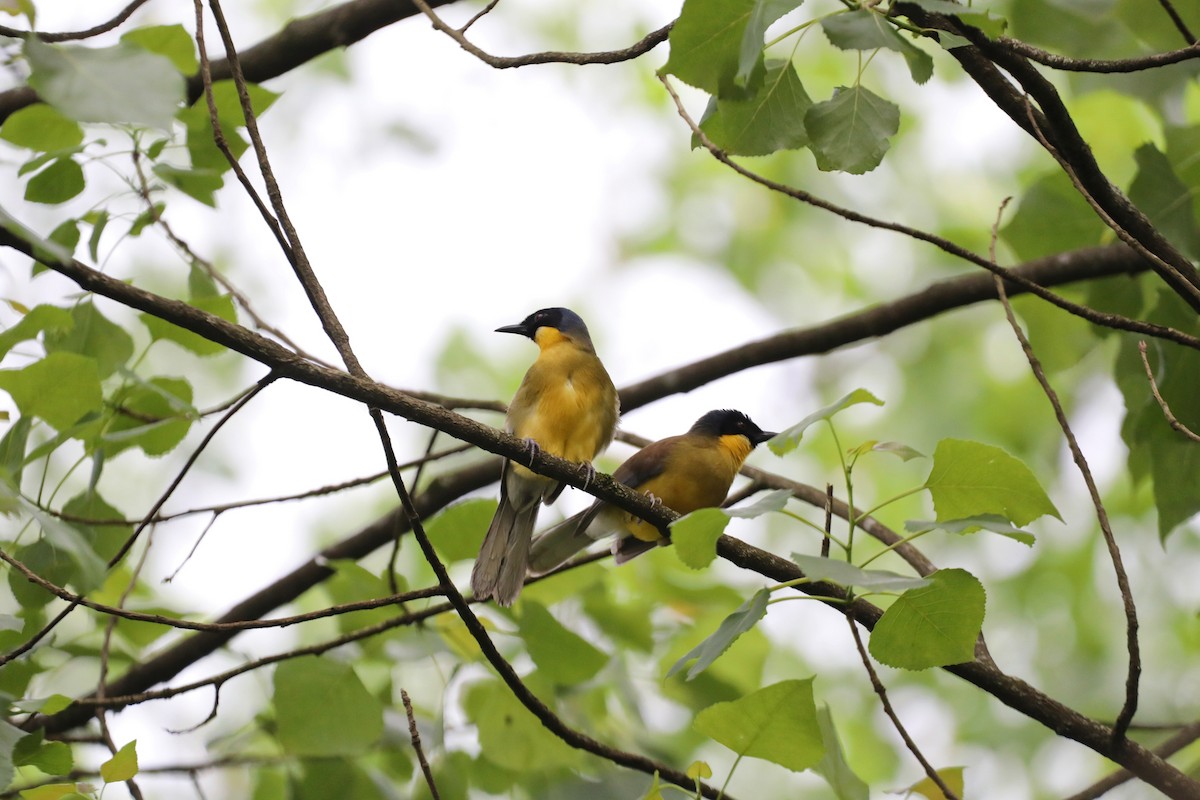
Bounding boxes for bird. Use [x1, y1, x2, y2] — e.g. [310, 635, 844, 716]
[471, 307, 619, 606]
[527, 409, 776, 574]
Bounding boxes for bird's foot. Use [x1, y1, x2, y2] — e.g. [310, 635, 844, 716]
[520, 437, 541, 467]
[645, 491, 662, 511]
[578, 461, 596, 491]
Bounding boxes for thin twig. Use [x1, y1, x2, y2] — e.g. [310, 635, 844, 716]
[845, 613, 958, 799]
[29, 443, 471, 527]
[988, 200, 1141, 743]
[1066, 721, 1200, 800]
[996, 37, 1200, 72]
[410, 0, 671, 69]
[128, 143, 328, 366]
[1017, 96, 1200, 313]
[458, 0, 501, 34]
[107, 372, 277, 568]
[402, 689, 440, 800]
[1156, 0, 1197, 45]
[0, 0, 152, 41]
[655, 75, 1200, 349]
[1137, 341, 1200, 443]
[0, 547, 445, 633]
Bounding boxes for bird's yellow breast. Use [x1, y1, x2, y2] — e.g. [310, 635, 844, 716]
[506, 331, 617, 475]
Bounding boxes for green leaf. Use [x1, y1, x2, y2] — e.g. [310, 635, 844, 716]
[102, 376, 196, 456]
[180, 81, 279, 173]
[1116, 290, 1200, 538]
[790, 554, 931, 592]
[662, 0, 790, 95]
[905, 515, 1036, 546]
[869, 440, 925, 461]
[44, 301, 134, 379]
[0, 351, 102, 430]
[671, 507, 729, 569]
[324, 559, 396, 634]
[464, 680, 578, 772]
[805, 86, 900, 174]
[736, 0, 805, 86]
[906, 766, 966, 800]
[0, 203, 74, 266]
[14, 730, 74, 775]
[140, 293, 236, 356]
[25, 38, 184, 129]
[924, 439, 1061, 526]
[518, 600, 608, 685]
[1001, 171, 1106, 262]
[724, 488, 792, 518]
[0, 719, 24, 789]
[693, 679, 824, 771]
[24, 158, 84, 204]
[698, 59, 812, 156]
[426, 498, 495, 561]
[1128, 142, 1200, 260]
[769, 389, 883, 455]
[0, 104, 84, 151]
[0, 304, 73, 359]
[19, 784, 87, 800]
[151, 163, 223, 206]
[120, 25, 197, 75]
[99, 739, 138, 782]
[869, 568, 985, 670]
[812, 706, 869, 800]
[47, 219, 79, 256]
[84, 209, 108, 262]
[0, 415, 32, 484]
[9, 695, 72, 716]
[7, 540, 73, 609]
[61, 491, 132, 564]
[668, 587, 769, 679]
[273, 656, 384, 757]
[821, 9, 933, 84]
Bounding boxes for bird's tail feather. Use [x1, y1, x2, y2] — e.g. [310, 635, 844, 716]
[527, 511, 597, 576]
[613, 535, 660, 564]
[471, 498, 539, 606]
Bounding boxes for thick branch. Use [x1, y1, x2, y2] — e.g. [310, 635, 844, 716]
[896, 3, 1200, 310]
[0, 0, 457, 123]
[622, 243, 1156, 409]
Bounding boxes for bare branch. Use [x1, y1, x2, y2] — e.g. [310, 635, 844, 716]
[988, 205, 1140, 744]
[402, 689, 441, 800]
[846, 613, 959, 799]
[997, 37, 1200, 72]
[410, 0, 672, 69]
[1138, 341, 1200, 443]
[0, 0, 153, 42]
[656, 75, 1200, 350]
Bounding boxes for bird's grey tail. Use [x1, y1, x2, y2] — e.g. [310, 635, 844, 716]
[527, 511, 595, 576]
[471, 498, 539, 606]
[612, 535, 660, 564]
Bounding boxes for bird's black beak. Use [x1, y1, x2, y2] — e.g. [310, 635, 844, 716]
[750, 429, 778, 446]
[496, 322, 531, 337]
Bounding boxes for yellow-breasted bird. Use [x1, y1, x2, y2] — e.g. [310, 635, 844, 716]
[471, 307, 619, 606]
[527, 409, 775, 573]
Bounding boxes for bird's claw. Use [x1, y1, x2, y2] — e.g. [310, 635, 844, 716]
[645, 491, 662, 510]
[521, 437, 541, 467]
[579, 461, 596, 491]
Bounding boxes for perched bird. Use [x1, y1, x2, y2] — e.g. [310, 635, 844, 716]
[528, 409, 776, 574]
[471, 307, 619, 606]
